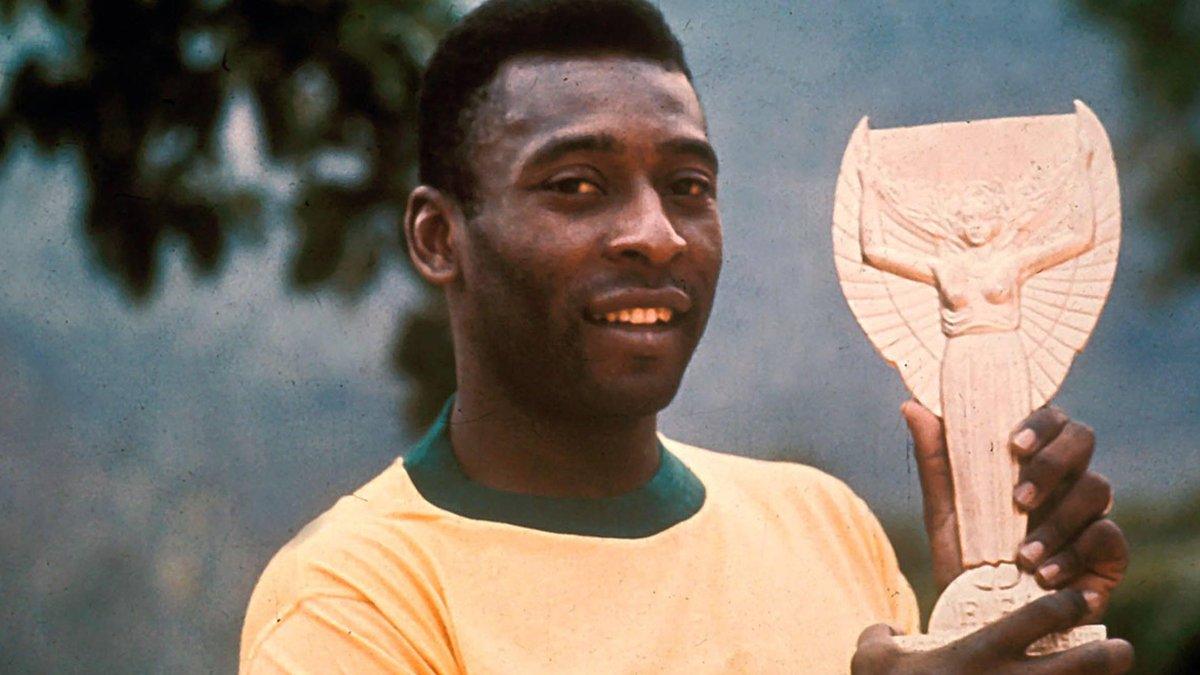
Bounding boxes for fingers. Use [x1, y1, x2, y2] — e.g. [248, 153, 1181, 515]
[1010, 406, 1071, 460]
[1018, 472, 1113, 571]
[1014, 418, 1096, 512]
[1022, 520, 1127, 625]
[1057, 520, 1129, 622]
[1068, 574, 1116, 624]
[937, 594, 1132, 674]
[1025, 639, 1135, 675]
[1075, 519, 1130, 584]
[1025, 500, 1125, 587]
[974, 590, 1089, 654]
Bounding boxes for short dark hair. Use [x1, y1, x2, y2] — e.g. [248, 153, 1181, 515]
[417, 0, 693, 208]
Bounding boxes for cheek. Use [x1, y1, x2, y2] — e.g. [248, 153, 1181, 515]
[464, 229, 582, 331]
[709, 225, 724, 267]
[689, 220, 724, 283]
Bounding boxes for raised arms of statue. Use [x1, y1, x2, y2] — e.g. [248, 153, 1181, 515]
[1013, 119, 1099, 282]
[856, 100, 1101, 296]
[858, 158, 937, 286]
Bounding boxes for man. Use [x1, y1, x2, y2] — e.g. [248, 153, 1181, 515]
[240, 1, 1132, 672]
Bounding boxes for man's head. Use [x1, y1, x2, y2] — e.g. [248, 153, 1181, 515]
[417, 0, 694, 209]
[405, 0, 722, 422]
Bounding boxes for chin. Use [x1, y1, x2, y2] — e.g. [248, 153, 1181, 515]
[584, 352, 692, 416]
[545, 366, 683, 421]
[500, 364, 682, 423]
[593, 379, 681, 419]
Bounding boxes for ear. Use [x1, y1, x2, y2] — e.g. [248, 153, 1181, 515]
[404, 185, 464, 285]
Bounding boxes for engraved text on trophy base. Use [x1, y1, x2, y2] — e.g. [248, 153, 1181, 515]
[894, 563, 1106, 656]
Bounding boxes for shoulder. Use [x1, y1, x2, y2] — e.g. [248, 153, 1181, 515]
[661, 433, 875, 518]
[661, 433, 895, 562]
[663, 434, 919, 630]
[240, 459, 448, 663]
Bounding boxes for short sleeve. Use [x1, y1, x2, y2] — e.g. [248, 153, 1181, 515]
[243, 595, 453, 675]
[240, 499, 461, 674]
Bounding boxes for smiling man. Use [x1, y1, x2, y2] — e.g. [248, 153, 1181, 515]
[240, 1, 1132, 673]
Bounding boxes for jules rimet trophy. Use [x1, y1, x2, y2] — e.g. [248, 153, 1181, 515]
[832, 101, 1120, 653]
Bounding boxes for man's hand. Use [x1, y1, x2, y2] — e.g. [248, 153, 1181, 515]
[852, 591, 1134, 674]
[902, 400, 1129, 623]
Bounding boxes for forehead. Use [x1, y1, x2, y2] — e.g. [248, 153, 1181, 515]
[475, 54, 707, 154]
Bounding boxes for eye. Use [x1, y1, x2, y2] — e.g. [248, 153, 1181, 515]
[544, 177, 603, 195]
[670, 176, 714, 198]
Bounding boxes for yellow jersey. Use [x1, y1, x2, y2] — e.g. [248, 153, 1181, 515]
[241, 401, 919, 674]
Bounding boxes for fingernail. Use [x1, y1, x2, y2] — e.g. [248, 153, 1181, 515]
[1082, 589, 1102, 613]
[1037, 562, 1060, 583]
[1014, 482, 1037, 509]
[1012, 428, 1036, 452]
[1019, 540, 1044, 565]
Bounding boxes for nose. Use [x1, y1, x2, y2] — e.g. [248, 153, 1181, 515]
[604, 179, 687, 267]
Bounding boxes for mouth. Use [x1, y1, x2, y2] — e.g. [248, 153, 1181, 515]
[583, 287, 692, 329]
[591, 306, 675, 325]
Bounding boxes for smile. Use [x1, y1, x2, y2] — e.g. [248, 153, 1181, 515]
[584, 285, 693, 330]
[593, 307, 674, 325]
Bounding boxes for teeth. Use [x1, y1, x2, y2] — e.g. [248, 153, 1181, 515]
[598, 307, 675, 325]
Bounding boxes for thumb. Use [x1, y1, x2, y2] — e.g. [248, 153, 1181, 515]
[901, 399, 944, 460]
[901, 400, 962, 588]
[902, 400, 950, 500]
[857, 622, 901, 649]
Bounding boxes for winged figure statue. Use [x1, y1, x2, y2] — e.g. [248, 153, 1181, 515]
[832, 101, 1121, 568]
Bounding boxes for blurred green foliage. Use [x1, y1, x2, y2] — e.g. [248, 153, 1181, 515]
[1105, 495, 1200, 673]
[1077, 0, 1200, 287]
[0, 0, 459, 426]
[1067, 2, 1200, 662]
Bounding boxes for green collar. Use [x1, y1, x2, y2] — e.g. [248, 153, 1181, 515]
[403, 397, 706, 538]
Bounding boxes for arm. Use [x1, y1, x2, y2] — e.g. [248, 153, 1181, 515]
[1017, 137, 1098, 281]
[858, 167, 937, 286]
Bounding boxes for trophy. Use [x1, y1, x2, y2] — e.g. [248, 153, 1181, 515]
[831, 101, 1120, 653]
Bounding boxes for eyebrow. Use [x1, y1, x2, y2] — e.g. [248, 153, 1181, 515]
[659, 137, 719, 174]
[523, 133, 719, 175]
[525, 133, 622, 169]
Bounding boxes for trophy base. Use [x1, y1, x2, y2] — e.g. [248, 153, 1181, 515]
[894, 562, 1107, 656]
[895, 624, 1106, 656]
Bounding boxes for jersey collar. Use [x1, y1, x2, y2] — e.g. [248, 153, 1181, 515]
[403, 396, 706, 538]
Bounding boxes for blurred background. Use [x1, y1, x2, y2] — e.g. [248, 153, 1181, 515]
[1, 0, 1197, 672]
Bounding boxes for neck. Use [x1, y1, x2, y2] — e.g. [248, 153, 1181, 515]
[447, 383, 661, 498]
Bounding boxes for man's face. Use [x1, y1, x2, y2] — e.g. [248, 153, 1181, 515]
[452, 54, 722, 421]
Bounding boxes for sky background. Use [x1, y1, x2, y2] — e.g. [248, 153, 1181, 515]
[2, 1, 1199, 670]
